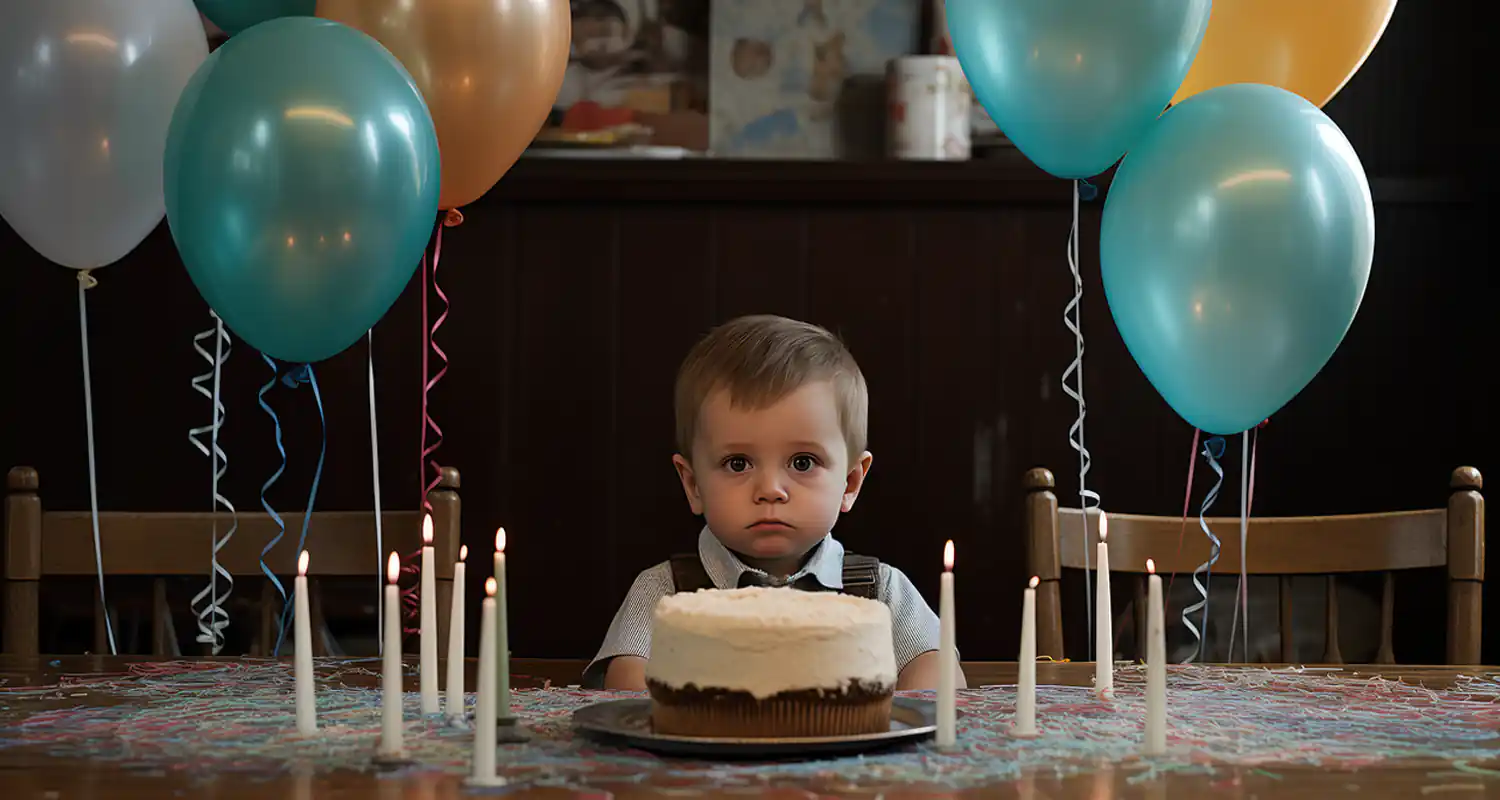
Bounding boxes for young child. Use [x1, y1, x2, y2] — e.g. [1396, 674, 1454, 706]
[584, 315, 967, 691]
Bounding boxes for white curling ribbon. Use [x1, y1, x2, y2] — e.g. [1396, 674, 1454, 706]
[77, 270, 116, 655]
[1181, 437, 1226, 663]
[187, 312, 238, 655]
[1062, 180, 1102, 658]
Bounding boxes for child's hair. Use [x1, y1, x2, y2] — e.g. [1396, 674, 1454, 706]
[674, 315, 868, 461]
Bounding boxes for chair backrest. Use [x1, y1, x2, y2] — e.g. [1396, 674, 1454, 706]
[1024, 466, 1484, 665]
[2, 465, 463, 657]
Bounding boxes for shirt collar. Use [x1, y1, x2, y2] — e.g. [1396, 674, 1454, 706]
[696, 526, 846, 590]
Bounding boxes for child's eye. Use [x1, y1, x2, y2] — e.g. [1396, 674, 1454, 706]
[790, 454, 818, 472]
[724, 456, 750, 473]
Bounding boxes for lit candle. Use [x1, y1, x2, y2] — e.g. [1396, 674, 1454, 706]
[1014, 576, 1038, 737]
[1144, 559, 1166, 755]
[294, 549, 316, 735]
[379, 552, 404, 758]
[445, 544, 468, 721]
[419, 515, 439, 715]
[1095, 511, 1113, 700]
[493, 528, 511, 720]
[470, 577, 501, 786]
[936, 540, 957, 747]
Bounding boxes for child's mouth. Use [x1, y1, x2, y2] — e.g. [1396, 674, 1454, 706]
[748, 520, 791, 531]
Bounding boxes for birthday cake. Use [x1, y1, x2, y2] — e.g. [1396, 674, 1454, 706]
[645, 586, 897, 737]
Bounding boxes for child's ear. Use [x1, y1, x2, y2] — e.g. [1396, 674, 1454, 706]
[672, 453, 704, 515]
[841, 451, 873, 513]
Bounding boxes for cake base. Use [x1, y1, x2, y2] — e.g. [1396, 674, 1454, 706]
[648, 680, 893, 738]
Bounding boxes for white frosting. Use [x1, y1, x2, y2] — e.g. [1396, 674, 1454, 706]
[646, 587, 897, 699]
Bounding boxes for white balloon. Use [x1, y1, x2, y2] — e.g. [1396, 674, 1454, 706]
[0, 0, 208, 270]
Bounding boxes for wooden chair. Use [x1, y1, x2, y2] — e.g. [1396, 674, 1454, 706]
[2, 465, 463, 657]
[1024, 466, 1484, 665]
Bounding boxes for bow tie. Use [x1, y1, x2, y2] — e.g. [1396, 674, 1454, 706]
[738, 571, 828, 591]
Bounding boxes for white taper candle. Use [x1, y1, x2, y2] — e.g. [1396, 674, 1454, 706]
[936, 540, 957, 747]
[294, 549, 316, 735]
[419, 515, 439, 714]
[1095, 511, 1113, 699]
[494, 528, 511, 719]
[1014, 576, 1038, 737]
[1145, 559, 1166, 755]
[470, 577, 500, 785]
[379, 552, 404, 757]
[446, 544, 468, 720]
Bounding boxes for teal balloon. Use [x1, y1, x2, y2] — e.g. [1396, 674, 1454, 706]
[1100, 83, 1374, 435]
[165, 17, 440, 364]
[194, 0, 315, 35]
[945, 0, 1211, 178]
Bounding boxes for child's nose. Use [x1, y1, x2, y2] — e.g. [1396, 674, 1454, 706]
[753, 470, 790, 503]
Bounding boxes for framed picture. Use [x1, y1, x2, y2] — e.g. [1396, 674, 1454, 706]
[540, 0, 710, 150]
[709, 0, 920, 159]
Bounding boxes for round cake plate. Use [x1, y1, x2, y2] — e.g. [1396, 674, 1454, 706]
[572, 696, 938, 759]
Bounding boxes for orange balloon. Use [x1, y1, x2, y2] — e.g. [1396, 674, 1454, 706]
[1172, 0, 1397, 108]
[317, 0, 570, 210]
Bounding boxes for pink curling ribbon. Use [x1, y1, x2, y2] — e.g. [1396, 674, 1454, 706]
[1164, 427, 1202, 606]
[405, 210, 460, 633]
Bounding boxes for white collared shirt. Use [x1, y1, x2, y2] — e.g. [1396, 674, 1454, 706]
[583, 527, 941, 687]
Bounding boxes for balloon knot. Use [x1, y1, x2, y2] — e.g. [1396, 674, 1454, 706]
[281, 364, 314, 389]
[77, 270, 98, 290]
[1078, 180, 1099, 202]
[442, 208, 464, 228]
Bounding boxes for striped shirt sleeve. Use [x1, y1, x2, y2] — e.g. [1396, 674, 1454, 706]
[879, 563, 943, 671]
[582, 561, 673, 688]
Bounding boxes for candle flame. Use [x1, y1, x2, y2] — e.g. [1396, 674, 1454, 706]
[1147, 558, 1156, 575]
[459, 544, 468, 561]
[387, 552, 400, 583]
[1029, 575, 1039, 589]
[485, 577, 497, 597]
[1098, 511, 1108, 542]
[298, 550, 309, 577]
[496, 527, 506, 554]
[943, 540, 954, 571]
[422, 514, 433, 545]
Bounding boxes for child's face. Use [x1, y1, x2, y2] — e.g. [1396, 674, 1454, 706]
[673, 381, 872, 571]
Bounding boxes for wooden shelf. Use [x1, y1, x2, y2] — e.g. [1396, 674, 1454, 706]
[483, 150, 1481, 207]
[487, 148, 1087, 206]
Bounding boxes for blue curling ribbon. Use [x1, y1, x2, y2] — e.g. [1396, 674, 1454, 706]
[272, 363, 325, 658]
[257, 354, 289, 644]
[1181, 436, 1227, 663]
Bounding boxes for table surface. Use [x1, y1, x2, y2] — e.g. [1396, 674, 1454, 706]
[1, 657, 1497, 799]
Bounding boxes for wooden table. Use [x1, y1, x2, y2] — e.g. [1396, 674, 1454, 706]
[0, 657, 1495, 799]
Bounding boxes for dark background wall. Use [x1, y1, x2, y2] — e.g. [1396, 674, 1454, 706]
[2, 0, 1491, 662]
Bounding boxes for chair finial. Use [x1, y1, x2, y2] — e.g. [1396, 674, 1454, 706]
[1024, 467, 1055, 490]
[7, 466, 38, 492]
[1451, 466, 1482, 491]
[438, 466, 460, 490]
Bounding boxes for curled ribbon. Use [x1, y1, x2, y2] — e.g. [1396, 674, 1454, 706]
[1062, 180, 1102, 657]
[188, 313, 237, 654]
[407, 217, 454, 632]
[1226, 425, 1262, 661]
[272, 364, 326, 657]
[76, 269, 116, 655]
[1181, 435, 1227, 663]
[257, 355, 289, 647]
[1165, 428, 1203, 605]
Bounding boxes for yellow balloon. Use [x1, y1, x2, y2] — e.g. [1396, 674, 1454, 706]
[1172, 0, 1397, 108]
[317, 0, 570, 210]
